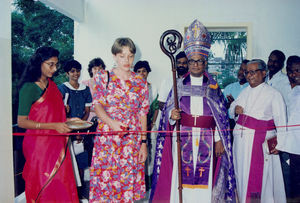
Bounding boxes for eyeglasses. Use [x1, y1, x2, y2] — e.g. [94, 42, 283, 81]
[244, 69, 262, 76]
[188, 59, 206, 66]
[44, 61, 61, 69]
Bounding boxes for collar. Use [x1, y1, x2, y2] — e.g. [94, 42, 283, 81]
[266, 70, 284, 81]
[63, 82, 87, 91]
[249, 82, 265, 90]
[183, 72, 208, 85]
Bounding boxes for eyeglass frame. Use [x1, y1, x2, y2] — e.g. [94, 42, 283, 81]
[244, 69, 263, 76]
[187, 59, 206, 66]
[44, 61, 61, 69]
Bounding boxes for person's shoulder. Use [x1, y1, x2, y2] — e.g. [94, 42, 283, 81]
[292, 86, 300, 96]
[264, 83, 283, 96]
[21, 82, 36, 88]
[132, 71, 147, 84]
[237, 85, 251, 96]
[224, 81, 238, 90]
[277, 71, 290, 82]
[58, 82, 70, 91]
[59, 82, 68, 87]
[78, 83, 88, 90]
[94, 69, 107, 80]
[20, 82, 38, 92]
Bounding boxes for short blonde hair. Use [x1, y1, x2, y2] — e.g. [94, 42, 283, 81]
[111, 37, 136, 55]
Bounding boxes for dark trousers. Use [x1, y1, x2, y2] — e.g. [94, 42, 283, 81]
[289, 153, 300, 202]
[279, 152, 291, 199]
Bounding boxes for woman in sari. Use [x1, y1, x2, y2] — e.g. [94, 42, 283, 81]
[18, 46, 79, 202]
[89, 38, 150, 202]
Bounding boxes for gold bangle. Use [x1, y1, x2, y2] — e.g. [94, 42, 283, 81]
[36, 122, 40, 129]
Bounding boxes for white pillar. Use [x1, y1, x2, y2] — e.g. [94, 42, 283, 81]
[0, 0, 14, 202]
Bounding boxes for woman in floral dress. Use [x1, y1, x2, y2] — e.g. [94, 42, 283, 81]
[89, 38, 149, 202]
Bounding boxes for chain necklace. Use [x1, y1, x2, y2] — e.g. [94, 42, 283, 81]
[36, 80, 48, 90]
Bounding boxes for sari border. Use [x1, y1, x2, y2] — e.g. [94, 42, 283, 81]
[35, 137, 69, 202]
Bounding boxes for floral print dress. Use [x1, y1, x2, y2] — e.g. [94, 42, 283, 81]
[89, 69, 149, 202]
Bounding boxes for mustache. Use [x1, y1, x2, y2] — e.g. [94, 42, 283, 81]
[177, 66, 188, 75]
[177, 66, 188, 71]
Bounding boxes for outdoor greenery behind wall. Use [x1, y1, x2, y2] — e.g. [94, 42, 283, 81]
[11, 0, 74, 124]
[208, 31, 247, 89]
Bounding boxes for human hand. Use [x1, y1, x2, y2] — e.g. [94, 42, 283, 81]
[55, 122, 71, 133]
[215, 140, 225, 157]
[138, 143, 148, 163]
[151, 122, 156, 130]
[271, 148, 280, 155]
[171, 108, 181, 120]
[110, 120, 128, 137]
[235, 105, 244, 115]
[65, 105, 70, 113]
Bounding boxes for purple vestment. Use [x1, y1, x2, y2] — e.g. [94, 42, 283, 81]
[150, 72, 236, 202]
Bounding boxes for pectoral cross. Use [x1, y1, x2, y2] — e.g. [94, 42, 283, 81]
[192, 24, 200, 38]
[199, 167, 205, 177]
[185, 166, 191, 177]
[192, 115, 200, 126]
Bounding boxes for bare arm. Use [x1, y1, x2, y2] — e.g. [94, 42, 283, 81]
[82, 106, 90, 121]
[18, 115, 71, 133]
[151, 109, 159, 129]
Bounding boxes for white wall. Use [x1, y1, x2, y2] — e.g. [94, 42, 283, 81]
[0, 0, 14, 202]
[75, 0, 300, 89]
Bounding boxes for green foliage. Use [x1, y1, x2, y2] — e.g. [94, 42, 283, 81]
[210, 31, 247, 62]
[208, 31, 247, 89]
[12, 0, 74, 123]
[222, 75, 237, 88]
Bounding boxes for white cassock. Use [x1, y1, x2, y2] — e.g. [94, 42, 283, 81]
[170, 75, 220, 203]
[229, 83, 286, 203]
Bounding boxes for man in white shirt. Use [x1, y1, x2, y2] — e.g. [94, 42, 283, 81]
[223, 59, 249, 107]
[157, 51, 188, 111]
[266, 50, 291, 103]
[266, 50, 291, 198]
[277, 56, 300, 202]
[223, 59, 249, 132]
[230, 59, 286, 203]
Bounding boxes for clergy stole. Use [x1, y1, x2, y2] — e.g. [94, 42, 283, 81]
[237, 114, 275, 202]
[180, 95, 216, 188]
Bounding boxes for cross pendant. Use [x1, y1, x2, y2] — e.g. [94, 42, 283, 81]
[192, 115, 200, 126]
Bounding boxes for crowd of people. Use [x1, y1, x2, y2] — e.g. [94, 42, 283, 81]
[17, 19, 300, 203]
